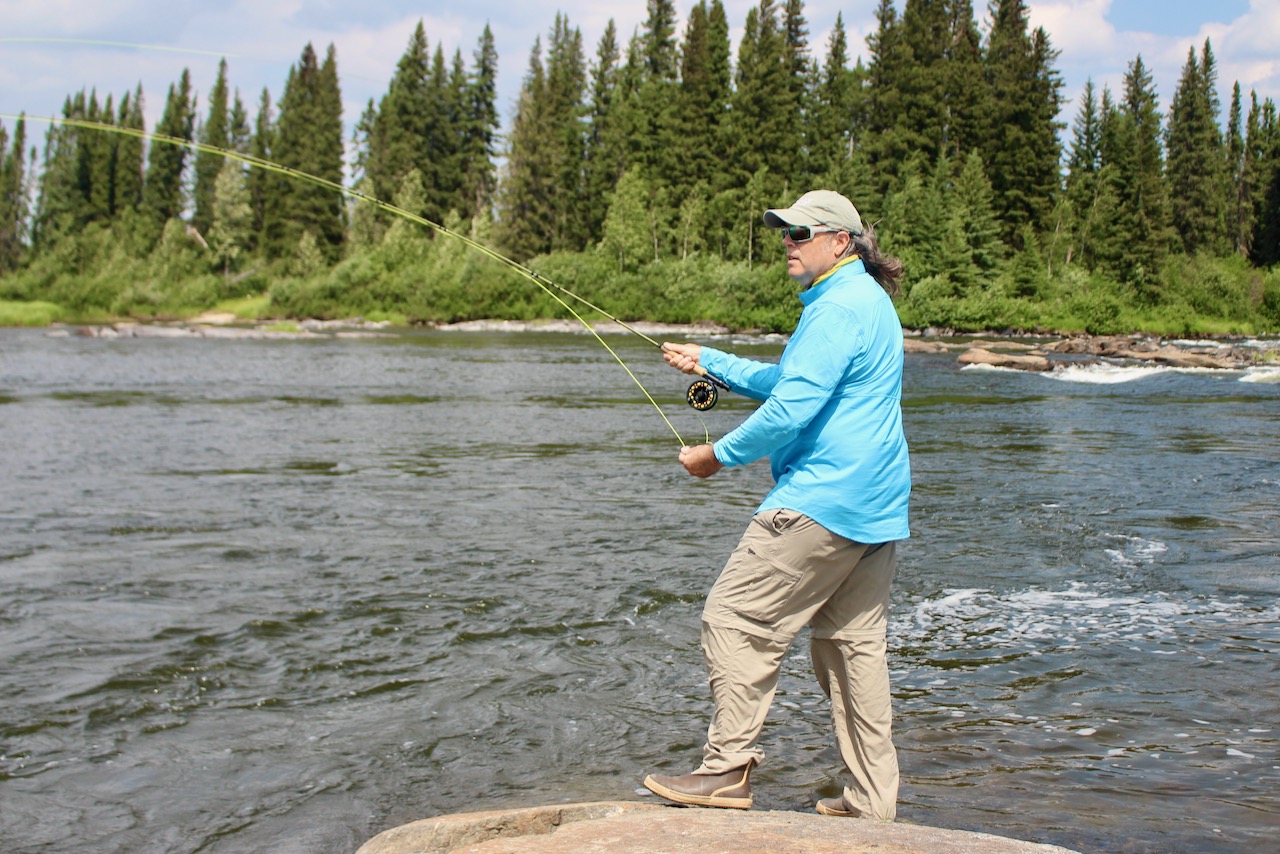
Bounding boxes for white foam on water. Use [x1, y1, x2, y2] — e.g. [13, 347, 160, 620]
[1075, 727, 1097, 736]
[1240, 366, 1280, 383]
[1046, 363, 1168, 384]
[958, 363, 1019, 373]
[1104, 534, 1169, 568]
[893, 581, 1268, 680]
[1227, 748, 1256, 759]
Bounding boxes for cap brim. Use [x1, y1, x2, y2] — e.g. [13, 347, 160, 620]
[762, 207, 825, 229]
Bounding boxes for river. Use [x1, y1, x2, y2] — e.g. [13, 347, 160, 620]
[1, 326, 1277, 853]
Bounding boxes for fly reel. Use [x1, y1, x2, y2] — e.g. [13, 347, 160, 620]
[686, 378, 718, 411]
[685, 372, 728, 411]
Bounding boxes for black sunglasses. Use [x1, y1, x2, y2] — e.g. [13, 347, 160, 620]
[779, 225, 837, 242]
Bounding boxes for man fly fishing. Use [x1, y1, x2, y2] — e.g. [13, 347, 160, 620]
[647, 189, 910, 821]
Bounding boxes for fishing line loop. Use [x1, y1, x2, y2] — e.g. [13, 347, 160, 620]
[4, 113, 716, 449]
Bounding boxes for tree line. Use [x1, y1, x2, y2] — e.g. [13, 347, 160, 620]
[1, 0, 1278, 335]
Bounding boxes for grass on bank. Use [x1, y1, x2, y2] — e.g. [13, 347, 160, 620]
[0, 299, 63, 326]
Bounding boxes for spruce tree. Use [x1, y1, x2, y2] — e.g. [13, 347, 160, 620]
[544, 14, 588, 251]
[422, 45, 460, 222]
[142, 69, 195, 233]
[864, 0, 907, 193]
[584, 21, 626, 240]
[246, 88, 273, 252]
[726, 1, 791, 204]
[953, 149, 1005, 283]
[460, 25, 499, 221]
[632, 0, 682, 188]
[1084, 86, 1128, 274]
[898, 0, 952, 164]
[500, 36, 553, 260]
[883, 153, 947, 283]
[83, 91, 115, 224]
[945, 0, 990, 159]
[984, 0, 1064, 243]
[808, 14, 858, 184]
[314, 45, 347, 251]
[1110, 55, 1174, 292]
[673, 3, 721, 195]
[364, 22, 436, 221]
[1166, 40, 1230, 256]
[780, 0, 810, 187]
[114, 87, 146, 215]
[229, 91, 251, 152]
[1252, 97, 1280, 267]
[33, 94, 89, 245]
[665, 1, 732, 255]
[1226, 83, 1255, 258]
[1062, 79, 1120, 271]
[264, 44, 345, 260]
[193, 58, 231, 237]
[0, 116, 28, 272]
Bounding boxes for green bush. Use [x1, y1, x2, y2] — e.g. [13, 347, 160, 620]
[1259, 268, 1280, 331]
[4, 209, 1278, 334]
[1162, 253, 1255, 321]
[0, 299, 63, 326]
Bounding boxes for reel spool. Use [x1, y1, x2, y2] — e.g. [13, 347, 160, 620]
[686, 378, 719, 411]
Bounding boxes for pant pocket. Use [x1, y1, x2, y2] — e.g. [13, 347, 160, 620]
[718, 546, 806, 625]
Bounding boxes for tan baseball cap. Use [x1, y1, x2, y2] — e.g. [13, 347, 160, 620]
[763, 189, 864, 235]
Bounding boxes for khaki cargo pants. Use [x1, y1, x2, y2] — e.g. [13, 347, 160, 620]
[697, 508, 899, 821]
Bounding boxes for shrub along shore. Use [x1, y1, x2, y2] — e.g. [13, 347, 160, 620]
[2, 238, 1279, 339]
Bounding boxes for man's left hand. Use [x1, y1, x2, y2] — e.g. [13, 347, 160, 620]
[679, 444, 723, 479]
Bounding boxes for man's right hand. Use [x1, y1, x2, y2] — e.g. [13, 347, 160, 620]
[661, 342, 703, 375]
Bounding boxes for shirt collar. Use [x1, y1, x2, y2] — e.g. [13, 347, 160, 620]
[799, 256, 864, 305]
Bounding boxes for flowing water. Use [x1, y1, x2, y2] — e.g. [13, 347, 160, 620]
[1, 326, 1277, 853]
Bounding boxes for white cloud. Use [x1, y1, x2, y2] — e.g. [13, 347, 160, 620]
[4, 0, 1278, 163]
[1031, 0, 1278, 125]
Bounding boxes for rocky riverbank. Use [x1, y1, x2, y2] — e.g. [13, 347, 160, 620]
[44, 315, 1279, 375]
[906, 332, 1278, 373]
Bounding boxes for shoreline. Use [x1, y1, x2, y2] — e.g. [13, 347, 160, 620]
[40, 314, 1280, 373]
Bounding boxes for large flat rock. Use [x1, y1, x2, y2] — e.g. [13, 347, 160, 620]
[357, 801, 1080, 854]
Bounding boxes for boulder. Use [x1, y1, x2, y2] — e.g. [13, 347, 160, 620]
[356, 801, 1082, 854]
[957, 347, 1053, 372]
[1109, 345, 1235, 370]
[903, 338, 948, 353]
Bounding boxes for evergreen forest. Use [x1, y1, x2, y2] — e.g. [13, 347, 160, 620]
[2, 0, 1279, 336]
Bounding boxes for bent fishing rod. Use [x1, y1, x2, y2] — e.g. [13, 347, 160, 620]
[4, 114, 730, 432]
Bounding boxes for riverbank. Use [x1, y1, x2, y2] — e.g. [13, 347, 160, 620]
[45, 313, 1280, 374]
[356, 801, 1082, 854]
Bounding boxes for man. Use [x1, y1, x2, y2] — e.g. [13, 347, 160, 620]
[644, 190, 910, 821]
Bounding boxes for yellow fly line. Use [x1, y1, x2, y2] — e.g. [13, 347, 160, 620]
[2, 113, 698, 447]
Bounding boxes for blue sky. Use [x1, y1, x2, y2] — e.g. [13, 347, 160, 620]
[1, 0, 1276, 168]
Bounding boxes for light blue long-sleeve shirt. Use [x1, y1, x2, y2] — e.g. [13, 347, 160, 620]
[702, 258, 911, 544]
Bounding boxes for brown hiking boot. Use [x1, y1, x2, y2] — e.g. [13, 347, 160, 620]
[643, 763, 753, 809]
[815, 795, 862, 817]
